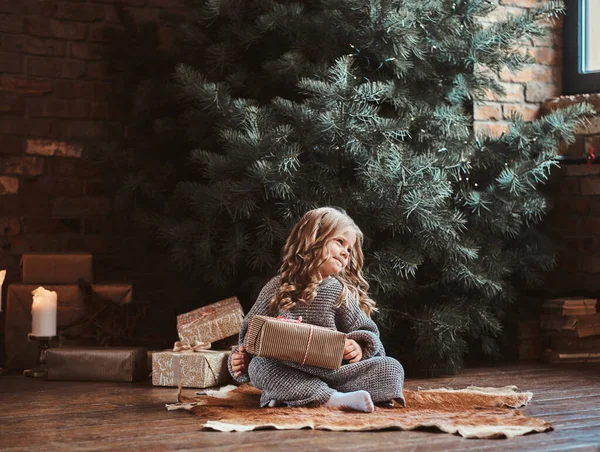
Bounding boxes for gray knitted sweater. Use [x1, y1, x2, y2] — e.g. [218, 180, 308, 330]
[228, 275, 386, 384]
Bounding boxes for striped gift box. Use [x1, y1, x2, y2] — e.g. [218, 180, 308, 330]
[245, 315, 346, 369]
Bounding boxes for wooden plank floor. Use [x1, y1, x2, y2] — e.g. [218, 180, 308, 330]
[1, 361, 599, 451]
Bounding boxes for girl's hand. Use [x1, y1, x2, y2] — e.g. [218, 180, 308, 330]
[231, 345, 250, 377]
[344, 339, 363, 364]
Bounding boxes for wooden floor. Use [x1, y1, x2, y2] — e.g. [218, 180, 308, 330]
[1, 361, 599, 451]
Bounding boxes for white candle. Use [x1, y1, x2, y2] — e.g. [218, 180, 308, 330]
[31, 286, 57, 337]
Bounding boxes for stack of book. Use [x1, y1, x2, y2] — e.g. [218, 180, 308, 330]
[540, 297, 600, 363]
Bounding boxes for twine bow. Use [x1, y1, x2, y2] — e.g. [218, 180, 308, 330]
[276, 315, 303, 323]
[275, 316, 312, 365]
[173, 340, 211, 352]
[171, 340, 212, 389]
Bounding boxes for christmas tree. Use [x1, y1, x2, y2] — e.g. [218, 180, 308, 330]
[96, 0, 593, 374]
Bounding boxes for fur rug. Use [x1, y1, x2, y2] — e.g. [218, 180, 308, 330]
[166, 384, 552, 439]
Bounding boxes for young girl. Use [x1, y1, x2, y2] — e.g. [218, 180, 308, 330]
[228, 207, 405, 412]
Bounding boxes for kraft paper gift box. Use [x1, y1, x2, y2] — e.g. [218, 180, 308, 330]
[21, 253, 94, 284]
[152, 349, 232, 388]
[245, 315, 346, 369]
[46, 347, 148, 382]
[177, 297, 244, 345]
[5, 283, 133, 369]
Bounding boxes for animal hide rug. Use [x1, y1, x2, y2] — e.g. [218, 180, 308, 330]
[166, 384, 552, 439]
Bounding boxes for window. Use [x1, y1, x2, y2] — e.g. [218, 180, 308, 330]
[563, 0, 600, 95]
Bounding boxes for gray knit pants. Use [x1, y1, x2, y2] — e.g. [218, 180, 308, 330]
[248, 356, 405, 408]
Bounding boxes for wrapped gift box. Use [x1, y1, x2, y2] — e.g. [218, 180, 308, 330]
[245, 315, 346, 369]
[177, 297, 244, 345]
[21, 253, 94, 284]
[5, 284, 133, 369]
[46, 347, 148, 382]
[152, 349, 231, 388]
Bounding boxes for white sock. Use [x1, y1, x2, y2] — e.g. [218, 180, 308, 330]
[324, 390, 374, 413]
[268, 399, 282, 407]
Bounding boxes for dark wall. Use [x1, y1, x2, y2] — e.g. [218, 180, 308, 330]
[0, 0, 183, 341]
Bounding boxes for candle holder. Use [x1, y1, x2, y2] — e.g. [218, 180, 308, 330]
[23, 334, 55, 378]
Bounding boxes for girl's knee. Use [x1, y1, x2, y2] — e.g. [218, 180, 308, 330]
[389, 357, 404, 376]
[247, 357, 263, 383]
[379, 357, 405, 384]
[248, 357, 280, 388]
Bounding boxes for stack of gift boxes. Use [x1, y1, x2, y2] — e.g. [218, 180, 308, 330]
[5, 253, 146, 381]
[6, 254, 346, 387]
[151, 301, 348, 387]
[540, 297, 600, 363]
[5, 253, 247, 387]
[152, 297, 244, 388]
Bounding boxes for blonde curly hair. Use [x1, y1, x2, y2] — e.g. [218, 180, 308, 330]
[269, 207, 377, 317]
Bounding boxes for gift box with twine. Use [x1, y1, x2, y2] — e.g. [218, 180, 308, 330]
[177, 297, 244, 345]
[245, 315, 346, 369]
[152, 347, 231, 388]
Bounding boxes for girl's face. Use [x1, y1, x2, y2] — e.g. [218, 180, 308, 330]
[319, 229, 357, 278]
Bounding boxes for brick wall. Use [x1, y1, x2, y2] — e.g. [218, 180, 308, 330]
[0, 1, 182, 317]
[474, 0, 562, 136]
